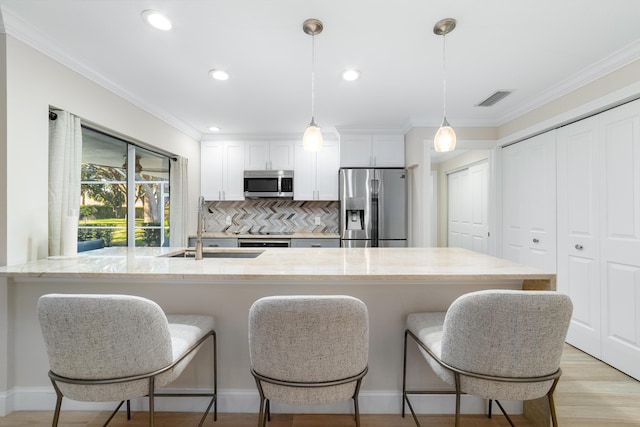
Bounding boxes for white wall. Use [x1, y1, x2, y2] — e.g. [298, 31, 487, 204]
[1, 34, 201, 265]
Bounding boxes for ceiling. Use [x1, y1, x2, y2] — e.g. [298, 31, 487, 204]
[2, 0, 640, 149]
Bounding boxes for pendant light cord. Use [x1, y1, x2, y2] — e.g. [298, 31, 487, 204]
[442, 33, 447, 120]
[311, 33, 316, 121]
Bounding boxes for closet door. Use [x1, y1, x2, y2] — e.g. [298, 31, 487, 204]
[502, 131, 556, 271]
[448, 162, 489, 253]
[599, 101, 640, 380]
[556, 117, 602, 357]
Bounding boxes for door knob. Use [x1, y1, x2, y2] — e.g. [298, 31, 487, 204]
[575, 244, 584, 250]
[532, 238, 539, 243]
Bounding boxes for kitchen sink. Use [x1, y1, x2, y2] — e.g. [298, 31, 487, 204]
[164, 250, 264, 259]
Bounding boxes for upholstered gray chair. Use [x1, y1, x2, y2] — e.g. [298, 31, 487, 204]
[248, 295, 369, 427]
[37, 293, 217, 427]
[402, 289, 572, 427]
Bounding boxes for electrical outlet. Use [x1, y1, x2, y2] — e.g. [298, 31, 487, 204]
[314, 216, 322, 226]
[225, 215, 232, 225]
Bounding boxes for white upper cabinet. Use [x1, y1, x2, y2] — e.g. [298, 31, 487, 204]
[244, 140, 294, 170]
[201, 140, 245, 201]
[340, 134, 405, 167]
[294, 140, 340, 200]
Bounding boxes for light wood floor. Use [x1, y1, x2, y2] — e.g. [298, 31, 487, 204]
[1, 345, 638, 427]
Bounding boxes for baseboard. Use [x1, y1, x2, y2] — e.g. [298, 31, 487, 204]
[0, 387, 522, 417]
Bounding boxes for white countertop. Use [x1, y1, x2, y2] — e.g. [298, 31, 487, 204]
[0, 246, 554, 284]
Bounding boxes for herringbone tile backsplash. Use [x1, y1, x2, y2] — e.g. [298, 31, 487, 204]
[204, 200, 339, 233]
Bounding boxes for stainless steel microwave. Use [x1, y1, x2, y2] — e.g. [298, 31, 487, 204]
[244, 170, 294, 199]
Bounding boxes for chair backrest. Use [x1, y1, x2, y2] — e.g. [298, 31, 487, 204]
[441, 290, 572, 382]
[37, 294, 173, 381]
[249, 295, 369, 385]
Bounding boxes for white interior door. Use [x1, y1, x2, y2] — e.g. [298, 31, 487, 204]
[448, 161, 489, 253]
[501, 131, 556, 271]
[599, 101, 640, 380]
[557, 116, 602, 357]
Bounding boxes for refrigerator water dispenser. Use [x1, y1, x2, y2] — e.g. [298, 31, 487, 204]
[346, 210, 364, 230]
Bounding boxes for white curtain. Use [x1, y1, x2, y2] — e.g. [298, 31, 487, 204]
[169, 156, 189, 247]
[48, 110, 82, 256]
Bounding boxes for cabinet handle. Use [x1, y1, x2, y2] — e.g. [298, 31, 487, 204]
[575, 244, 584, 250]
[207, 244, 219, 247]
[311, 244, 322, 248]
[532, 238, 539, 243]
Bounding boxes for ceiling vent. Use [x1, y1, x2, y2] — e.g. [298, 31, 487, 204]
[476, 90, 513, 107]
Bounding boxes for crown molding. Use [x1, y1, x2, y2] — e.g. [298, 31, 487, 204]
[0, 6, 202, 141]
[497, 38, 640, 125]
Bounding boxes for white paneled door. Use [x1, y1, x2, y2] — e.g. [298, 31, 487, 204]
[448, 161, 489, 254]
[557, 99, 640, 380]
[599, 102, 640, 380]
[501, 131, 556, 272]
[557, 116, 602, 357]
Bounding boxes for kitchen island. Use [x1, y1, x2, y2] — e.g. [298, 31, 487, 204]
[0, 247, 555, 426]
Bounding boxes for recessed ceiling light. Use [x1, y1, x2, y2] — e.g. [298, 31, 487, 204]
[141, 10, 173, 31]
[341, 69, 361, 81]
[209, 69, 229, 81]
[208, 126, 221, 132]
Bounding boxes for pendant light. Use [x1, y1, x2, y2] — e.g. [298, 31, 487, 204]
[302, 19, 324, 152]
[433, 18, 457, 153]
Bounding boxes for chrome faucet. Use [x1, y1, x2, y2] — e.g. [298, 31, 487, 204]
[195, 196, 204, 260]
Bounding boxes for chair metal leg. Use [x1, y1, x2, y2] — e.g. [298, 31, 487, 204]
[494, 400, 515, 427]
[148, 377, 155, 427]
[353, 377, 364, 427]
[127, 400, 131, 420]
[101, 401, 126, 427]
[402, 330, 408, 418]
[454, 372, 461, 427]
[488, 399, 493, 418]
[50, 380, 63, 427]
[265, 399, 270, 424]
[548, 377, 561, 427]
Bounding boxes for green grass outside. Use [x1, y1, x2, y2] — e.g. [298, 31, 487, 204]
[79, 217, 169, 247]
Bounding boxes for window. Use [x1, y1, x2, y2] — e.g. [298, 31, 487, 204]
[80, 127, 170, 247]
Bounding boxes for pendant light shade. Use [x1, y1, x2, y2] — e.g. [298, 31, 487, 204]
[302, 19, 323, 152]
[303, 118, 323, 151]
[433, 18, 457, 153]
[434, 119, 456, 152]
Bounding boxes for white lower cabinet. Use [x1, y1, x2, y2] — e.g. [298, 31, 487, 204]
[187, 238, 238, 248]
[291, 238, 340, 248]
[557, 99, 640, 380]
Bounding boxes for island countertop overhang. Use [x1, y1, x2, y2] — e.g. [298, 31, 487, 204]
[0, 247, 555, 289]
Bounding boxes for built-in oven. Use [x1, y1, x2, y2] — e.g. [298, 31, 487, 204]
[244, 170, 294, 199]
[238, 239, 291, 248]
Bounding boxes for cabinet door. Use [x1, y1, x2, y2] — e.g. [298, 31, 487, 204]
[222, 141, 245, 200]
[293, 142, 316, 200]
[340, 135, 372, 167]
[315, 140, 340, 200]
[269, 140, 295, 170]
[244, 140, 269, 170]
[291, 238, 340, 248]
[501, 130, 556, 271]
[557, 117, 602, 357]
[599, 101, 640, 380]
[201, 141, 223, 200]
[372, 135, 405, 167]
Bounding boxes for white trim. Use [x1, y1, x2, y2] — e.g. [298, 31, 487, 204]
[1, 386, 522, 416]
[497, 39, 640, 125]
[498, 81, 640, 146]
[0, 7, 202, 141]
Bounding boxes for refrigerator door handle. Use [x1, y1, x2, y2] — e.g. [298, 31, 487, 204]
[371, 179, 379, 246]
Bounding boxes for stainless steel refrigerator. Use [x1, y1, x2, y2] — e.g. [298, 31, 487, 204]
[339, 167, 407, 247]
